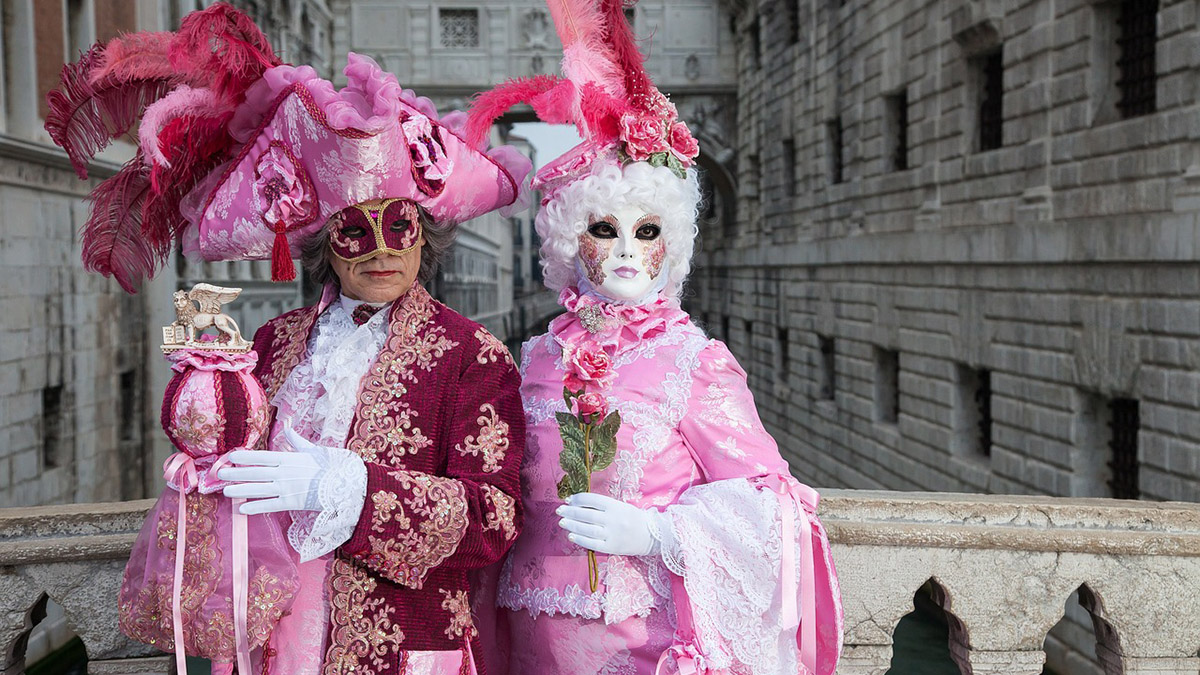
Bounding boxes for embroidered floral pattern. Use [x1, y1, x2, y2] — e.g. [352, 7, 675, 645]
[475, 327, 514, 366]
[439, 589, 478, 640]
[360, 470, 469, 589]
[645, 238, 667, 279]
[171, 403, 222, 448]
[324, 557, 405, 674]
[264, 309, 319, 400]
[577, 234, 609, 285]
[696, 381, 755, 432]
[350, 286, 458, 465]
[370, 490, 410, 533]
[246, 566, 295, 646]
[481, 484, 518, 541]
[454, 403, 510, 473]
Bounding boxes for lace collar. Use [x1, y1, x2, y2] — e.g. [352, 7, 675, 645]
[550, 287, 690, 356]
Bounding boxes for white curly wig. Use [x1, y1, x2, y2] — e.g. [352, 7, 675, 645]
[536, 161, 701, 300]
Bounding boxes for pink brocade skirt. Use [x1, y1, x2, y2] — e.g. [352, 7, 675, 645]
[117, 489, 300, 666]
[504, 607, 676, 675]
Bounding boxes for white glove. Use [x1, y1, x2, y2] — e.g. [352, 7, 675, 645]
[219, 425, 330, 516]
[556, 492, 664, 556]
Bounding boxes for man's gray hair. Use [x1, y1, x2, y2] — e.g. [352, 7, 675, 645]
[301, 206, 456, 287]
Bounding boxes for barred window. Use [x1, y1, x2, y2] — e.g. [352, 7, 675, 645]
[827, 117, 844, 184]
[42, 384, 64, 468]
[1108, 398, 1140, 499]
[818, 335, 836, 401]
[775, 328, 790, 384]
[955, 365, 991, 457]
[1115, 0, 1157, 118]
[886, 90, 909, 171]
[976, 48, 1003, 151]
[440, 8, 480, 49]
[782, 137, 796, 197]
[874, 347, 900, 424]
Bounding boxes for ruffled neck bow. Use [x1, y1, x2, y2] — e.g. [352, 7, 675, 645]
[550, 287, 690, 356]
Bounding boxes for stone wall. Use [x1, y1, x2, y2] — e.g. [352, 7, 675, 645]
[5, 491, 1200, 674]
[693, 0, 1200, 503]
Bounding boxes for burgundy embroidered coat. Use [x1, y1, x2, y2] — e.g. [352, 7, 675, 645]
[251, 284, 524, 673]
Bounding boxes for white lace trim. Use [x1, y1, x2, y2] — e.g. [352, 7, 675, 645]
[272, 301, 387, 561]
[496, 552, 669, 624]
[664, 478, 802, 674]
[288, 447, 368, 562]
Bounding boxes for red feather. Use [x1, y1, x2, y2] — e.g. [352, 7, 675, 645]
[169, 2, 281, 104]
[80, 157, 160, 293]
[45, 44, 174, 179]
[578, 82, 628, 142]
[530, 79, 580, 126]
[466, 75, 563, 147]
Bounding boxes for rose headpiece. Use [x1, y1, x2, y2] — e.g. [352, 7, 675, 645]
[465, 0, 700, 196]
[45, 3, 532, 290]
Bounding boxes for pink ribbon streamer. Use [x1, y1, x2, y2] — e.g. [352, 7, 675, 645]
[162, 452, 251, 675]
[759, 474, 820, 675]
[162, 453, 198, 675]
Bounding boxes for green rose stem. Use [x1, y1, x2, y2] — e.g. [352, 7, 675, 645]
[583, 424, 600, 592]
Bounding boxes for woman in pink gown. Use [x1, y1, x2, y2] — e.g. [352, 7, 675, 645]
[466, 2, 844, 670]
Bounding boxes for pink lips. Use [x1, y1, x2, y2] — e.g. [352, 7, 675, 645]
[613, 266, 640, 279]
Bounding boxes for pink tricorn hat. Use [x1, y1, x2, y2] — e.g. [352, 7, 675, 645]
[183, 52, 532, 281]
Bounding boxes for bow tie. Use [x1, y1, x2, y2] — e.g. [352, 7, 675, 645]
[351, 303, 384, 326]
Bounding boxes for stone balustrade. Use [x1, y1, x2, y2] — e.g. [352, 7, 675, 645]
[3, 491, 1199, 674]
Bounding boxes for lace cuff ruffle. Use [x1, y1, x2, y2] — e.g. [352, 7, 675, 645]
[288, 447, 367, 562]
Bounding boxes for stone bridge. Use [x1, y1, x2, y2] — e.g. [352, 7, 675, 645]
[3, 490, 1199, 674]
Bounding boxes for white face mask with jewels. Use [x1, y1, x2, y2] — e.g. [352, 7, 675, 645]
[575, 204, 669, 303]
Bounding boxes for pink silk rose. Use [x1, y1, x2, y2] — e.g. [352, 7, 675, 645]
[669, 121, 700, 162]
[563, 344, 615, 392]
[620, 112, 669, 162]
[255, 143, 316, 228]
[571, 392, 609, 425]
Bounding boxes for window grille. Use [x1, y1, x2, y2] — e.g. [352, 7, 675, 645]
[978, 49, 1003, 151]
[119, 370, 137, 442]
[974, 369, 992, 457]
[783, 138, 796, 197]
[775, 328, 790, 383]
[1107, 398, 1140, 499]
[888, 90, 908, 171]
[1115, 0, 1157, 118]
[42, 385, 64, 468]
[440, 9, 480, 49]
[818, 336, 836, 400]
[828, 117, 844, 184]
[875, 347, 900, 424]
[750, 17, 761, 69]
[785, 1, 799, 45]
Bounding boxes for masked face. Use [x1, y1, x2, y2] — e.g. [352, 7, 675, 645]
[576, 204, 667, 302]
[329, 198, 423, 262]
[328, 198, 426, 303]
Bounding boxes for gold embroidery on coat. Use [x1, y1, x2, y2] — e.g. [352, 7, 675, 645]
[439, 589, 478, 640]
[361, 470, 469, 589]
[480, 484, 518, 542]
[370, 490, 410, 533]
[324, 557, 404, 675]
[454, 403, 510, 473]
[474, 327, 514, 366]
[350, 286, 458, 465]
[264, 309, 319, 400]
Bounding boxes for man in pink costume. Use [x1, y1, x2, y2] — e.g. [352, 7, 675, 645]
[466, 1, 843, 673]
[46, 5, 533, 673]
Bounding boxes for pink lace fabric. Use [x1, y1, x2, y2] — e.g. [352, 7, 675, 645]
[494, 294, 843, 674]
[118, 348, 300, 671]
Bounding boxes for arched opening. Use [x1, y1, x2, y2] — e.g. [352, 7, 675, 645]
[1041, 584, 1123, 675]
[886, 579, 970, 675]
[13, 593, 87, 675]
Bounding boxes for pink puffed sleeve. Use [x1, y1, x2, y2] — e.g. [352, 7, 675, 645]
[677, 339, 790, 481]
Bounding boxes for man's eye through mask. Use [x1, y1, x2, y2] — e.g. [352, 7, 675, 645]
[329, 198, 423, 262]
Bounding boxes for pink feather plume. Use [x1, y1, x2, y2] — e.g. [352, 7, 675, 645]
[465, 75, 563, 147]
[601, 0, 658, 109]
[45, 44, 175, 179]
[80, 158, 159, 293]
[547, 0, 624, 98]
[87, 31, 178, 86]
[169, 2, 281, 103]
[139, 86, 228, 168]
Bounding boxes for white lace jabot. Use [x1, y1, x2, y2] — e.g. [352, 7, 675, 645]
[272, 296, 392, 561]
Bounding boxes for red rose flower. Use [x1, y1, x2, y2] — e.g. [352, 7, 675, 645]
[669, 121, 700, 162]
[572, 392, 609, 425]
[620, 112, 669, 162]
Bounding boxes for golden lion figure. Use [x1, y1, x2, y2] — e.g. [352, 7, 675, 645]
[172, 283, 249, 348]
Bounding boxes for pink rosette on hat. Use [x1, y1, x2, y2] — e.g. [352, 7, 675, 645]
[183, 52, 532, 281]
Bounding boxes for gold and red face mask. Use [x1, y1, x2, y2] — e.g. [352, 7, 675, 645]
[328, 198, 423, 262]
